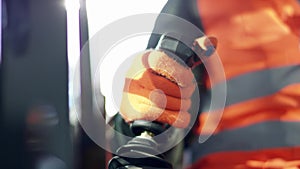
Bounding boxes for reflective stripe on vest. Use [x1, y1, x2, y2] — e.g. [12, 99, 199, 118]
[201, 65, 300, 112]
[191, 121, 300, 161]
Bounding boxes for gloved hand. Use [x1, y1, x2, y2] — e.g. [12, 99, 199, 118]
[285, 14, 300, 36]
[120, 50, 196, 128]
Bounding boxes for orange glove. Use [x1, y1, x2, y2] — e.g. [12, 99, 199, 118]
[285, 14, 300, 36]
[120, 50, 196, 128]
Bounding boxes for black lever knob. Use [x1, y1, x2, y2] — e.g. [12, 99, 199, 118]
[130, 120, 170, 136]
[108, 120, 173, 169]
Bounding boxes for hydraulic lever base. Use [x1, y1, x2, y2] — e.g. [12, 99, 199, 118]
[108, 120, 173, 169]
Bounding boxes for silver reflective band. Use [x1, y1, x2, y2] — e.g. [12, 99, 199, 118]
[192, 121, 300, 161]
[201, 65, 300, 112]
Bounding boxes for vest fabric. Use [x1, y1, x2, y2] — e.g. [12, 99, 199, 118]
[189, 0, 300, 168]
[145, 0, 300, 168]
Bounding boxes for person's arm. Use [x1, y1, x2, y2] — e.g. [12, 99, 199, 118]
[147, 0, 204, 49]
[111, 1, 208, 168]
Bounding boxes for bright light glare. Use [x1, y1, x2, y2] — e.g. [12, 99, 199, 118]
[86, 1, 167, 119]
[65, 0, 80, 68]
[65, 0, 81, 125]
[86, 1, 167, 37]
[65, 0, 80, 12]
[86, 1, 167, 120]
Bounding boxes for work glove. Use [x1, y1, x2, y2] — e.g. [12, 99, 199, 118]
[119, 35, 217, 129]
[285, 14, 300, 36]
[119, 49, 196, 128]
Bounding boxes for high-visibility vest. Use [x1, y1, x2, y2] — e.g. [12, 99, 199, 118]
[189, 0, 300, 168]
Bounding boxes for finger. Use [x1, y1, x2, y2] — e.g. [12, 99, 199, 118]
[125, 70, 195, 99]
[144, 50, 195, 88]
[123, 79, 192, 111]
[125, 50, 151, 79]
[120, 92, 191, 128]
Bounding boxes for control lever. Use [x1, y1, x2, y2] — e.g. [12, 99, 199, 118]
[108, 120, 173, 169]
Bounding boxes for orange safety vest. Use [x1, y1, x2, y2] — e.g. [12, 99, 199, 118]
[189, 0, 300, 168]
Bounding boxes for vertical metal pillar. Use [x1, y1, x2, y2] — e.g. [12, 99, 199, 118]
[0, 0, 72, 168]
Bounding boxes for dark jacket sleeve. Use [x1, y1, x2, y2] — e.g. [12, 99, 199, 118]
[147, 0, 205, 49]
